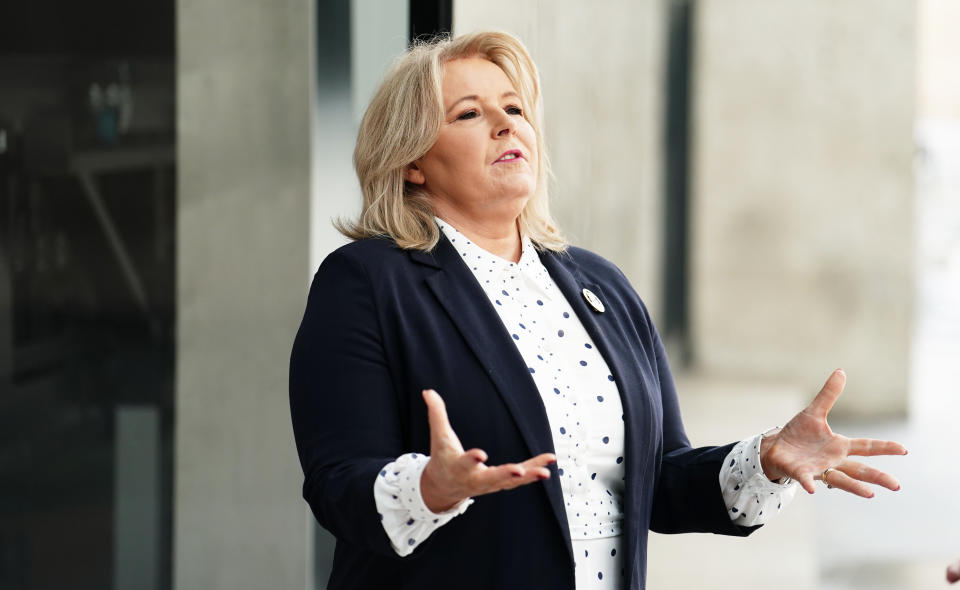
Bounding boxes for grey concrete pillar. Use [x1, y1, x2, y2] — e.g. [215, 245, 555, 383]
[689, 0, 916, 418]
[175, 0, 314, 587]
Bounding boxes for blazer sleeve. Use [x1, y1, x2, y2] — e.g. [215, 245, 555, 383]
[289, 248, 404, 557]
[646, 313, 760, 537]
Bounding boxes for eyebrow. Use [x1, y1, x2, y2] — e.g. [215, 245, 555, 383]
[445, 91, 521, 114]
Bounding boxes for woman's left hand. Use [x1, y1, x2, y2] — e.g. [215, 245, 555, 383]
[759, 369, 907, 496]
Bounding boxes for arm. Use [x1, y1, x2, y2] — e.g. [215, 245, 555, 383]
[646, 316, 760, 536]
[289, 249, 403, 557]
[290, 251, 554, 556]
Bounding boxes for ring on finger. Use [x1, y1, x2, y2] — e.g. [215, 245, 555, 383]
[821, 467, 837, 489]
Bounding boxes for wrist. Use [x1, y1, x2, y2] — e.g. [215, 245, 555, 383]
[420, 460, 463, 513]
[759, 427, 787, 482]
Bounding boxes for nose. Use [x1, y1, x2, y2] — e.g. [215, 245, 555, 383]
[493, 111, 517, 138]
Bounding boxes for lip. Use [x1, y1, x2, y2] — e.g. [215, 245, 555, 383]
[493, 149, 524, 164]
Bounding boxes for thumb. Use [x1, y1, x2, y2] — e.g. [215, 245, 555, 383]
[807, 369, 846, 420]
[423, 389, 463, 454]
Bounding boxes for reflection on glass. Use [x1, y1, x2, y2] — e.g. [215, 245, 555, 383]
[0, 2, 174, 588]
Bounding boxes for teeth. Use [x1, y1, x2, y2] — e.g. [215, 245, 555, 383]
[500, 153, 518, 160]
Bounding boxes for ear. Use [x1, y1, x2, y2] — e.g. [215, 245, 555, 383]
[404, 161, 426, 185]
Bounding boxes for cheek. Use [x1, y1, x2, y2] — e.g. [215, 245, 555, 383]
[430, 134, 482, 174]
[519, 123, 538, 160]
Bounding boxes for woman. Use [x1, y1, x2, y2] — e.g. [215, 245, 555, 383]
[289, 31, 905, 590]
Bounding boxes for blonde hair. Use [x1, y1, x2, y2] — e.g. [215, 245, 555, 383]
[337, 31, 566, 252]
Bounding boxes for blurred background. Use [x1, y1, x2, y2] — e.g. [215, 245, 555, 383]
[0, 0, 956, 589]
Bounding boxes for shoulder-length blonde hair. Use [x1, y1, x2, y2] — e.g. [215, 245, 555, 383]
[337, 31, 566, 252]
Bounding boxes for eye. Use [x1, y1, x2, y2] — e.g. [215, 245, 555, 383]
[456, 109, 478, 121]
[505, 105, 523, 116]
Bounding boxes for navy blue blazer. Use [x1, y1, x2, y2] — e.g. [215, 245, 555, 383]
[289, 233, 758, 590]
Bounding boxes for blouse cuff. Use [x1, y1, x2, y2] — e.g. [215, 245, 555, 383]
[373, 452, 474, 557]
[719, 434, 798, 527]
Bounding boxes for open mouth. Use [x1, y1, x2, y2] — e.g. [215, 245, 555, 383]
[494, 150, 524, 163]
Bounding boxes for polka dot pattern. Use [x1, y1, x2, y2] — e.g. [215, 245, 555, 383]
[719, 434, 799, 527]
[369, 219, 798, 583]
[372, 452, 473, 557]
[436, 219, 627, 547]
[572, 537, 625, 590]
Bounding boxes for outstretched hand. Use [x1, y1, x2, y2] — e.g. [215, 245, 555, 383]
[759, 369, 907, 496]
[419, 389, 556, 513]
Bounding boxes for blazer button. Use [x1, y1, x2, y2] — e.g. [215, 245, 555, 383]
[581, 288, 605, 313]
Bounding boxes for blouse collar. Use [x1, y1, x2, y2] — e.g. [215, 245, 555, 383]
[435, 217, 556, 300]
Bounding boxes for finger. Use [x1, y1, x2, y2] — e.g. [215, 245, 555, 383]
[516, 454, 556, 480]
[947, 559, 960, 584]
[797, 472, 817, 495]
[471, 463, 530, 491]
[847, 438, 908, 457]
[465, 448, 488, 464]
[480, 455, 556, 489]
[422, 389, 464, 454]
[823, 467, 874, 498]
[807, 369, 846, 419]
[836, 461, 900, 491]
[520, 453, 557, 470]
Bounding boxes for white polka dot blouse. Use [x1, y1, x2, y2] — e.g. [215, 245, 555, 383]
[373, 220, 797, 583]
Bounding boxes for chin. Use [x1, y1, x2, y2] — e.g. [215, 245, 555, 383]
[494, 180, 537, 201]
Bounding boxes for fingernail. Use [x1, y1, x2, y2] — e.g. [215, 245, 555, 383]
[894, 485, 901, 491]
[538, 473, 549, 480]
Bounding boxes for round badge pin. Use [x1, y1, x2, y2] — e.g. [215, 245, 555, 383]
[582, 288, 605, 313]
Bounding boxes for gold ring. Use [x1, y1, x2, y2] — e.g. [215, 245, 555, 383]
[821, 467, 836, 489]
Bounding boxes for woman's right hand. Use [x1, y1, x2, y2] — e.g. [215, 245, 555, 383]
[419, 389, 556, 513]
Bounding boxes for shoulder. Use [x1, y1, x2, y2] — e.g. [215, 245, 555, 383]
[546, 245, 630, 285]
[325, 236, 407, 265]
[543, 244, 655, 328]
[311, 236, 438, 306]
[315, 236, 414, 280]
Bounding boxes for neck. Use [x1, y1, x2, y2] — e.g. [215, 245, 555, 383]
[436, 210, 522, 263]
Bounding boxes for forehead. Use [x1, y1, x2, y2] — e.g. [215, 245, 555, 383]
[440, 57, 517, 105]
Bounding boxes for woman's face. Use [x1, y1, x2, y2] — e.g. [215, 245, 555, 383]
[406, 57, 539, 226]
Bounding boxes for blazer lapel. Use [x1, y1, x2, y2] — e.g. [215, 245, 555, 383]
[539, 249, 657, 590]
[411, 236, 574, 559]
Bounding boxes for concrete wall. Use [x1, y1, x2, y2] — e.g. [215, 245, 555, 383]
[454, 0, 667, 319]
[689, 0, 917, 418]
[918, 0, 960, 120]
[175, 0, 314, 588]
